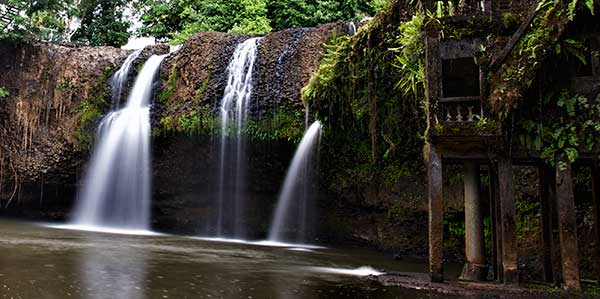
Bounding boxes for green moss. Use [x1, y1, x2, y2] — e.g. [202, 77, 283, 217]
[501, 12, 521, 29]
[244, 108, 306, 143]
[193, 75, 210, 104]
[156, 105, 215, 137]
[74, 65, 113, 149]
[382, 162, 419, 184]
[0, 86, 9, 98]
[584, 284, 600, 295]
[159, 62, 177, 104]
[516, 195, 541, 242]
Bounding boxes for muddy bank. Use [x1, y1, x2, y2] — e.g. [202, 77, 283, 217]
[373, 273, 600, 298]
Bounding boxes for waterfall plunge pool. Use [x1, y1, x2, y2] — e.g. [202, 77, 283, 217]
[0, 220, 465, 299]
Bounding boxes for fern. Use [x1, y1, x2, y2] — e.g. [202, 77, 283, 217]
[0, 87, 8, 98]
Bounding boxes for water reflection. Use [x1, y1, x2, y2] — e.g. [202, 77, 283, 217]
[0, 221, 465, 299]
[79, 235, 147, 299]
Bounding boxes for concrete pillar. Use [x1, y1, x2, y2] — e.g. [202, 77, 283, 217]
[498, 157, 518, 284]
[428, 143, 444, 282]
[488, 165, 500, 281]
[539, 165, 556, 283]
[460, 161, 486, 281]
[555, 162, 581, 291]
[490, 165, 504, 281]
[592, 162, 600, 283]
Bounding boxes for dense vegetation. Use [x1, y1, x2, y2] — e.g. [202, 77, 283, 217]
[1, 0, 390, 46]
[0, 0, 130, 46]
[137, 0, 390, 43]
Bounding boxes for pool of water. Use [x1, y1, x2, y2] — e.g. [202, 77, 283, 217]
[0, 221, 460, 299]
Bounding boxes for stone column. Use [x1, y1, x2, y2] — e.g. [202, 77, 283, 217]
[498, 157, 518, 284]
[555, 162, 581, 291]
[592, 162, 600, 283]
[539, 165, 556, 284]
[460, 161, 486, 281]
[428, 142, 444, 282]
[488, 165, 500, 281]
[490, 165, 504, 281]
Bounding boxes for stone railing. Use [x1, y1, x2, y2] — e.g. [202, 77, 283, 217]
[438, 96, 483, 123]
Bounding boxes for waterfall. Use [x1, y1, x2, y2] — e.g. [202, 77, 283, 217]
[269, 121, 322, 243]
[110, 49, 141, 110]
[215, 37, 261, 238]
[349, 22, 357, 36]
[71, 54, 167, 231]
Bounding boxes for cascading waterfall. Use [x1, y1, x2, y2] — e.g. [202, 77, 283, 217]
[349, 22, 357, 36]
[215, 37, 261, 238]
[269, 121, 322, 243]
[71, 54, 167, 231]
[110, 49, 141, 110]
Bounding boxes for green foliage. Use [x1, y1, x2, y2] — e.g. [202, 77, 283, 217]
[0, 0, 79, 42]
[382, 162, 418, 184]
[178, 110, 205, 134]
[444, 213, 465, 248]
[78, 100, 101, 131]
[159, 63, 178, 103]
[74, 65, 113, 149]
[75, 99, 102, 149]
[136, 0, 393, 43]
[391, 13, 424, 101]
[171, 0, 272, 44]
[501, 12, 521, 29]
[194, 76, 211, 103]
[490, 0, 595, 114]
[302, 32, 353, 107]
[157, 107, 215, 136]
[515, 195, 540, 241]
[134, 0, 184, 41]
[474, 116, 500, 132]
[584, 284, 600, 295]
[0, 86, 9, 98]
[267, 0, 391, 32]
[71, 0, 131, 46]
[302, 1, 426, 200]
[519, 92, 600, 168]
[244, 109, 306, 143]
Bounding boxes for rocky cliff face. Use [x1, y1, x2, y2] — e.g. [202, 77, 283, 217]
[0, 18, 469, 259]
[0, 41, 127, 182]
[0, 23, 353, 227]
[0, 41, 129, 214]
[0, 21, 465, 256]
[150, 22, 351, 237]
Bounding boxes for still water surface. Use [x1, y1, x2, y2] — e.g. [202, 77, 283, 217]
[0, 221, 460, 299]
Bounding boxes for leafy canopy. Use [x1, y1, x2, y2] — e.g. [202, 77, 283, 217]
[71, 0, 131, 47]
[136, 0, 392, 43]
[0, 0, 79, 42]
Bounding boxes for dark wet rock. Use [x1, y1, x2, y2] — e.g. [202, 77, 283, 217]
[253, 22, 348, 114]
[0, 41, 128, 185]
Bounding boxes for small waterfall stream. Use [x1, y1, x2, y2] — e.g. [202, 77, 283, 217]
[349, 22, 357, 36]
[215, 37, 261, 238]
[269, 121, 322, 243]
[109, 49, 141, 110]
[70, 54, 167, 231]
